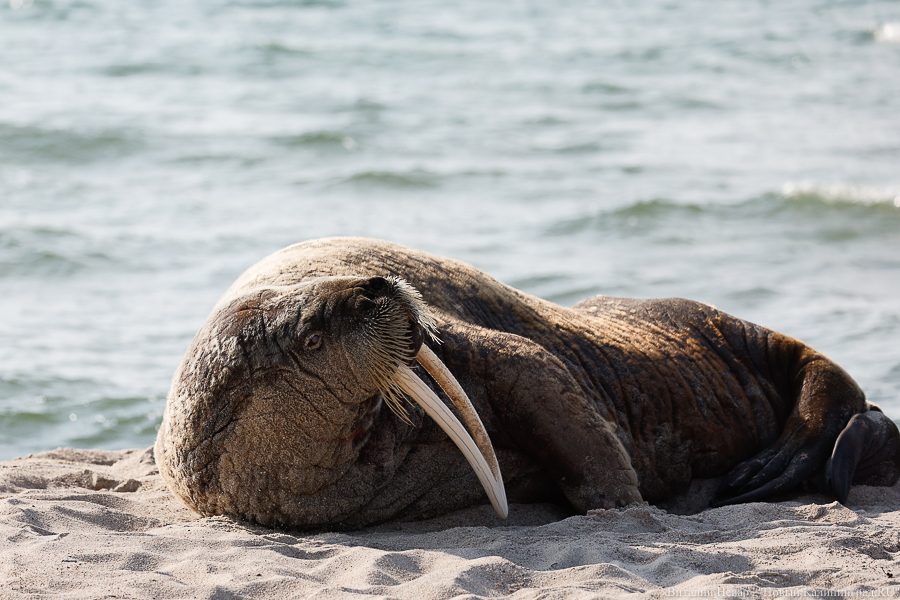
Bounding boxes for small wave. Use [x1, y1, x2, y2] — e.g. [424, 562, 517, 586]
[770, 185, 900, 242]
[533, 141, 604, 155]
[0, 250, 85, 278]
[597, 100, 644, 112]
[103, 63, 166, 77]
[338, 170, 439, 188]
[582, 81, 632, 95]
[70, 404, 163, 449]
[272, 131, 357, 150]
[337, 98, 387, 113]
[544, 189, 900, 243]
[668, 96, 723, 111]
[614, 199, 706, 218]
[254, 39, 313, 56]
[0, 226, 114, 279]
[0, 123, 142, 164]
[227, 0, 342, 8]
[874, 23, 900, 45]
[781, 182, 900, 208]
[545, 199, 706, 236]
[0, 388, 164, 460]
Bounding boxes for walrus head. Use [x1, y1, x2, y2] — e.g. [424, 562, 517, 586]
[155, 275, 506, 528]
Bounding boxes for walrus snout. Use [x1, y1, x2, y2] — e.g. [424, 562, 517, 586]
[353, 276, 427, 365]
[359, 275, 391, 297]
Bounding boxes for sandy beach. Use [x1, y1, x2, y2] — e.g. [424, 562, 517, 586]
[1, 448, 897, 599]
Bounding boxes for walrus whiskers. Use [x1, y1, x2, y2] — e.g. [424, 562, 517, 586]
[361, 277, 437, 422]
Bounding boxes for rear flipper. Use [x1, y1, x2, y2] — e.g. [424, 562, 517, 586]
[825, 409, 900, 504]
[709, 421, 839, 507]
[711, 408, 900, 507]
[710, 352, 868, 508]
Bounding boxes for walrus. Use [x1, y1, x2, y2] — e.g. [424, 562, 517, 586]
[155, 237, 900, 530]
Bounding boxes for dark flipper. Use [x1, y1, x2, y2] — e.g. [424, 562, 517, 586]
[435, 323, 643, 512]
[710, 352, 866, 508]
[824, 410, 900, 504]
[709, 427, 836, 507]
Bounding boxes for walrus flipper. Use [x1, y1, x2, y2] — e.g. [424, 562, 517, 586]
[709, 425, 836, 507]
[711, 352, 868, 507]
[824, 410, 900, 504]
[433, 322, 642, 511]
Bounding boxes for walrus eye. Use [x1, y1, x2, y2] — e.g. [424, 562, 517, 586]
[305, 333, 323, 351]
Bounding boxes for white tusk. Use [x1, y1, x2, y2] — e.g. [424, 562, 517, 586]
[394, 362, 509, 519]
[415, 345, 504, 486]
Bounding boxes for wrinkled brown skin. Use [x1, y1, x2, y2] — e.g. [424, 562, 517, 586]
[155, 237, 900, 530]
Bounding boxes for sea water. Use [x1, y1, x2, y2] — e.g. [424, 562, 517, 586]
[1, 0, 899, 459]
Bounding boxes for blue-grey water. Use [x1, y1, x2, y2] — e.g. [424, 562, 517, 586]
[1, 0, 899, 460]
